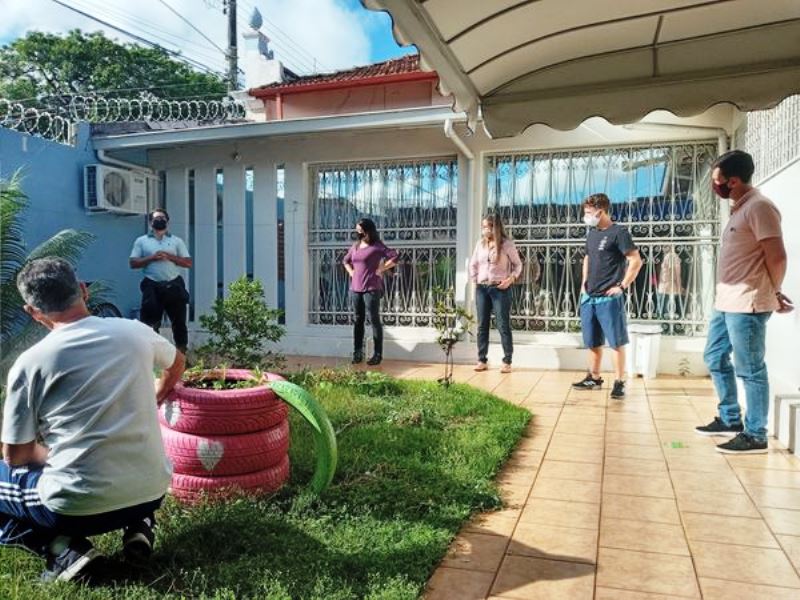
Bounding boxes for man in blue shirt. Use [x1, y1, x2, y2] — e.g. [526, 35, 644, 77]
[129, 209, 193, 353]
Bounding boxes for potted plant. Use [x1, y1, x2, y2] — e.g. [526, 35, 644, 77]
[160, 276, 337, 502]
[431, 287, 474, 387]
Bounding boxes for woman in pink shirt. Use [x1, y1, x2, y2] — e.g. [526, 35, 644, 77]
[342, 218, 398, 366]
[469, 214, 523, 373]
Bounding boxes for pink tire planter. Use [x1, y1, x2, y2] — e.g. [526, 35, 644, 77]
[159, 370, 288, 435]
[170, 455, 290, 503]
[160, 369, 292, 503]
[160, 420, 290, 477]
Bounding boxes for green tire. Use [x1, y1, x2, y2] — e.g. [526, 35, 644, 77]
[269, 380, 338, 494]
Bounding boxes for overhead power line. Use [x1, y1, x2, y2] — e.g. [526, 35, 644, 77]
[156, 0, 227, 56]
[49, 0, 226, 77]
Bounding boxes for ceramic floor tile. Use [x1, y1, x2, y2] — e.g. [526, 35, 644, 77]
[697, 578, 800, 600]
[605, 443, 665, 461]
[508, 522, 598, 564]
[603, 474, 675, 498]
[762, 507, 800, 535]
[600, 518, 690, 556]
[490, 554, 595, 600]
[544, 444, 604, 464]
[675, 489, 760, 518]
[441, 532, 509, 572]
[602, 493, 681, 524]
[604, 456, 668, 475]
[747, 485, 800, 510]
[531, 477, 601, 504]
[776, 534, 800, 571]
[424, 567, 495, 600]
[548, 432, 605, 449]
[689, 540, 800, 587]
[670, 470, 745, 494]
[519, 498, 600, 530]
[735, 467, 800, 489]
[538, 460, 602, 482]
[465, 511, 519, 537]
[596, 547, 700, 598]
[682, 513, 779, 548]
[594, 588, 693, 599]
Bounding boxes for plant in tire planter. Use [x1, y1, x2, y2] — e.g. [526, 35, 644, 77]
[160, 277, 337, 503]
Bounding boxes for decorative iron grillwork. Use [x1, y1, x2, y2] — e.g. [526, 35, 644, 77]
[309, 158, 458, 325]
[487, 143, 719, 336]
[735, 95, 800, 183]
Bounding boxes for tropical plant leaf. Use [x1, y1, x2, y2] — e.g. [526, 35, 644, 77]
[0, 172, 29, 284]
[27, 229, 96, 265]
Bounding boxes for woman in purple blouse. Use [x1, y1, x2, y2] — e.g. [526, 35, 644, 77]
[342, 218, 398, 365]
[468, 214, 523, 373]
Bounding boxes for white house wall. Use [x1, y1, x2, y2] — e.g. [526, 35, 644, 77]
[758, 158, 800, 398]
[144, 107, 736, 373]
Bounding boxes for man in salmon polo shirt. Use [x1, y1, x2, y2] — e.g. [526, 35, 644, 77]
[695, 150, 792, 454]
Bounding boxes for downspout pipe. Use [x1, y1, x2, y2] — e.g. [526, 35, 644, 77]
[97, 149, 156, 175]
[444, 117, 474, 160]
[444, 117, 475, 306]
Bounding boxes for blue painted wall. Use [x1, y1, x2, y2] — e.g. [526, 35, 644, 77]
[0, 124, 147, 317]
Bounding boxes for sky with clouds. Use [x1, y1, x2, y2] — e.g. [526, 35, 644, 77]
[0, 0, 413, 78]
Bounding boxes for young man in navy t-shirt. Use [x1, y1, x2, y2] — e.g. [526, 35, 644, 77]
[572, 193, 643, 399]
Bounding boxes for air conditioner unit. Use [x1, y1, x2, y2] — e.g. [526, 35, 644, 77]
[84, 164, 159, 215]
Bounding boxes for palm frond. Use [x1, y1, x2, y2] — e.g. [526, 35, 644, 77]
[0, 172, 29, 284]
[27, 229, 96, 265]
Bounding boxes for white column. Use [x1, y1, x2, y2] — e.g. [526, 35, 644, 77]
[165, 168, 188, 241]
[253, 162, 278, 308]
[193, 167, 217, 320]
[223, 164, 246, 292]
[282, 161, 308, 331]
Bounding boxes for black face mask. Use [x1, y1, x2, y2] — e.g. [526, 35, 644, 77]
[356, 231, 366, 239]
[152, 218, 168, 231]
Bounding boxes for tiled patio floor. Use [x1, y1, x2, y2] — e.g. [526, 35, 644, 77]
[285, 356, 800, 599]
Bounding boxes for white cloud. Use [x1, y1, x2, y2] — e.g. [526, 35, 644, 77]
[0, 0, 374, 79]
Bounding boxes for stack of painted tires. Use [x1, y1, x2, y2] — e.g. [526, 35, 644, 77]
[158, 370, 291, 503]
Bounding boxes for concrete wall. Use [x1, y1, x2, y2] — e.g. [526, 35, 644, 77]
[0, 125, 146, 317]
[759, 158, 800, 397]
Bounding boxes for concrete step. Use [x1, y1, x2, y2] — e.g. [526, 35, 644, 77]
[770, 394, 800, 452]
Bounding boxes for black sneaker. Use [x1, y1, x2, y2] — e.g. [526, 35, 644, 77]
[352, 352, 364, 364]
[716, 432, 768, 454]
[610, 380, 625, 399]
[41, 537, 101, 582]
[366, 354, 382, 366]
[572, 373, 603, 390]
[695, 417, 743, 438]
[123, 516, 155, 563]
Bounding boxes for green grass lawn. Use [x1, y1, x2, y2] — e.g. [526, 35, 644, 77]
[0, 370, 530, 600]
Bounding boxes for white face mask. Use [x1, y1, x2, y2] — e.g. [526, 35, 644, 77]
[583, 213, 601, 227]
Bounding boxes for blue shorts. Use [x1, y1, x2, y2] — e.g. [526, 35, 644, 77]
[580, 293, 629, 349]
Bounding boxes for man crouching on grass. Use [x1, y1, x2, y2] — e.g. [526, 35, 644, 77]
[1, 258, 184, 581]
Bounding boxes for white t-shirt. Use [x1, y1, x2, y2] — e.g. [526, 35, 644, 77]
[2, 316, 175, 515]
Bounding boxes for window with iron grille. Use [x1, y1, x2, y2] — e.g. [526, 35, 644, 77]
[486, 143, 719, 336]
[309, 158, 458, 326]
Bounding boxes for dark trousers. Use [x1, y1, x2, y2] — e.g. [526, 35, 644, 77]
[140, 276, 189, 352]
[352, 290, 383, 357]
[0, 461, 162, 557]
[476, 284, 513, 364]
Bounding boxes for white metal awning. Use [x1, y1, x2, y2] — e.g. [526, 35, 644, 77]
[363, 0, 800, 137]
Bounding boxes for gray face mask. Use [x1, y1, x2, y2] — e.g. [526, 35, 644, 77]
[583, 213, 601, 227]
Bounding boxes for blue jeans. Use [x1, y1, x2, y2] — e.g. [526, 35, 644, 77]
[476, 285, 513, 364]
[0, 461, 162, 557]
[351, 290, 383, 357]
[703, 310, 771, 441]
